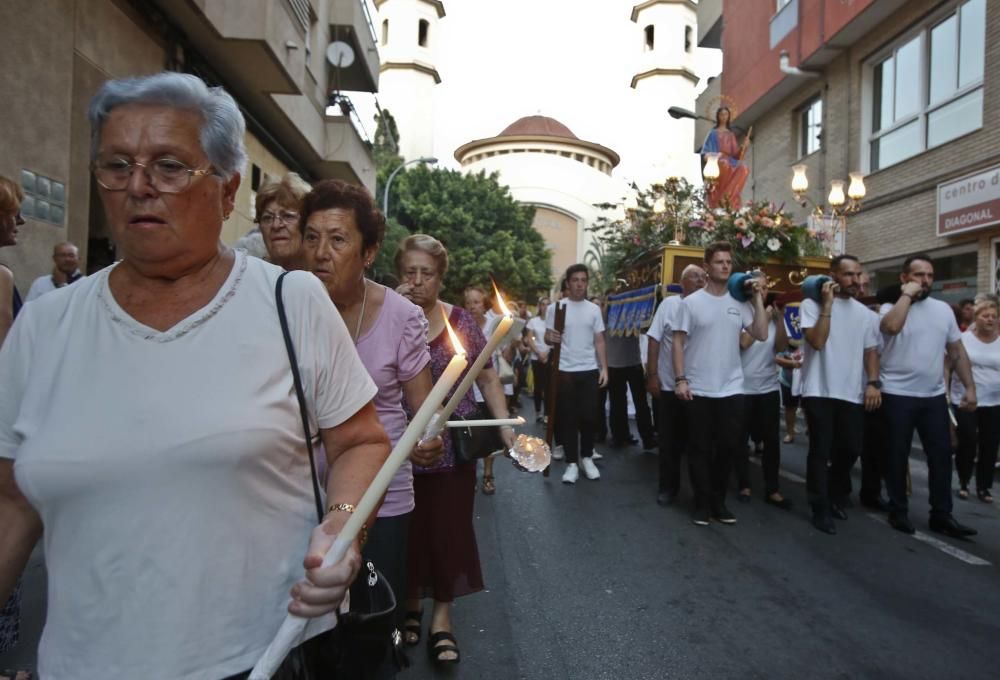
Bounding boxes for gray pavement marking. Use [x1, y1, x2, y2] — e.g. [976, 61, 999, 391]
[865, 513, 992, 566]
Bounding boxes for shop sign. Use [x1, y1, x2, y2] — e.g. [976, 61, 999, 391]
[938, 165, 1000, 237]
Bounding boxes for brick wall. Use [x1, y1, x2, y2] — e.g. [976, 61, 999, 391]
[736, 0, 1000, 293]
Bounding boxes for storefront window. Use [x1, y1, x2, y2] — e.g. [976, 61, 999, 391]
[870, 250, 978, 305]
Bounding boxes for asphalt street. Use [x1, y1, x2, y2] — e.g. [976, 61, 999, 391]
[3, 402, 999, 679]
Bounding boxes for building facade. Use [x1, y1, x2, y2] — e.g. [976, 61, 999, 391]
[0, 0, 379, 294]
[455, 115, 623, 280]
[698, 0, 998, 303]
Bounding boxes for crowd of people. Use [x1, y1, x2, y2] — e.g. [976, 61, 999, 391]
[0, 70, 998, 680]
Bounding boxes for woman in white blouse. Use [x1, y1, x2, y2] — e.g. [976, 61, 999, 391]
[0, 72, 390, 679]
[949, 294, 1000, 503]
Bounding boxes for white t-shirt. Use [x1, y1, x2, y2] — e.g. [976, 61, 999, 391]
[741, 320, 780, 395]
[525, 315, 550, 358]
[25, 271, 86, 302]
[950, 330, 1000, 407]
[800, 297, 879, 404]
[879, 297, 961, 397]
[0, 252, 378, 679]
[673, 288, 754, 398]
[645, 295, 683, 390]
[546, 298, 605, 372]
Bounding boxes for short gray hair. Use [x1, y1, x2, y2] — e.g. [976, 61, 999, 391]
[88, 72, 248, 181]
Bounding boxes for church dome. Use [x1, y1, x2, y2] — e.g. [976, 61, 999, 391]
[498, 115, 578, 140]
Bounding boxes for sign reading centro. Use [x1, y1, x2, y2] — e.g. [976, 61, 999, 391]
[938, 165, 1000, 237]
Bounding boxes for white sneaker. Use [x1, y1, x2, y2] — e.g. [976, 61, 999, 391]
[581, 457, 601, 480]
[551, 445, 565, 460]
[591, 450, 604, 460]
[562, 463, 579, 484]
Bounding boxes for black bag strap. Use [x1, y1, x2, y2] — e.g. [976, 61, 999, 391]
[275, 271, 325, 524]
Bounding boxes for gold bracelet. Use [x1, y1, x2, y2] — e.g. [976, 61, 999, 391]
[327, 503, 368, 546]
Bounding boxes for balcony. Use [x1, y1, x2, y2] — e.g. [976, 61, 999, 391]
[329, 0, 380, 92]
[697, 0, 722, 49]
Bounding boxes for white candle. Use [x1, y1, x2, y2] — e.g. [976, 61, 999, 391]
[250, 323, 468, 678]
[426, 313, 514, 440]
[446, 417, 525, 428]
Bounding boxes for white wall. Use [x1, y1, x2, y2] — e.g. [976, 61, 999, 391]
[462, 151, 627, 264]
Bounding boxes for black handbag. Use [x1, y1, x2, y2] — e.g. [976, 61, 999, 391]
[265, 271, 401, 679]
[451, 405, 505, 464]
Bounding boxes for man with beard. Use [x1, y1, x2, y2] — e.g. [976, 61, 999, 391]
[646, 264, 706, 506]
[799, 255, 881, 534]
[672, 243, 768, 525]
[879, 254, 978, 537]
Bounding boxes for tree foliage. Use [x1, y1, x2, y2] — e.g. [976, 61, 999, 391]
[393, 165, 552, 302]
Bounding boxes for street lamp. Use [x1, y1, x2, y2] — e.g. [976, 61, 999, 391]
[790, 166, 866, 217]
[383, 156, 438, 216]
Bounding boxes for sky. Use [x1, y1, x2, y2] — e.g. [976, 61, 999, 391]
[348, 0, 722, 178]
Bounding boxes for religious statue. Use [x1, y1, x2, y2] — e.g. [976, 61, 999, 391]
[702, 106, 751, 209]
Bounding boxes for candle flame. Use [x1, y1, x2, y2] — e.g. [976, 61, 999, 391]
[443, 307, 466, 355]
[491, 278, 513, 317]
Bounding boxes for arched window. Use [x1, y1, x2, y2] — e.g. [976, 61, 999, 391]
[685, 26, 693, 52]
[644, 25, 655, 51]
[381, 19, 389, 45]
[418, 19, 430, 47]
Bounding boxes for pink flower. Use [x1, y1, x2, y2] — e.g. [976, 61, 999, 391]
[688, 220, 706, 229]
[760, 217, 775, 228]
[734, 217, 748, 229]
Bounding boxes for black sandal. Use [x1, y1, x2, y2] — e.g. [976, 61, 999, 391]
[403, 609, 423, 646]
[427, 630, 461, 666]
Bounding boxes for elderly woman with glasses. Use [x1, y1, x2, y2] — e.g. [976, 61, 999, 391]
[0, 72, 390, 679]
[254, 172, 311, 269]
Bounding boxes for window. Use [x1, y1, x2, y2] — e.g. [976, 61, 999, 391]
[868, 0, 985, 171]
[798, 97, 823, 157]
[20, 169, 65, 225]
[382, 19, 389, 45]
[777, 0, 792, 8]
[644, 25, 654, 52]
[418, 19, 429, 47]
[684, 26, 692, 53]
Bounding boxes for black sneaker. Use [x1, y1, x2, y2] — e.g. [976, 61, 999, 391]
[692, 506, 710, 526]
[713, 504, 737, 524]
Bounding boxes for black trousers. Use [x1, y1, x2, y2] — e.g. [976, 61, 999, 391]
[657, 390, 690, 494]
[859, 407, 887, 502]
[608, 364, 656, 443]
[735, 391, 781, 495]
[557, 370, 599, 463]
[531, 360, 548, 414]
[803, 397, 863, 514]
[954, 404, 1000, 492]
[882, 393, 952, 520]
[687, 395, 745, 508]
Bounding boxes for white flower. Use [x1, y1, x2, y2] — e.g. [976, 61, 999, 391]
[767, 237, 781, 251]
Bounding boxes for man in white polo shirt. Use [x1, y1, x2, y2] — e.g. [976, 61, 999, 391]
[879, 254, 978, 537]
[545, 264, 608, 484]
[645, 264, 705, 506]
[673, 242, 768, 526]
[799, 255, 881, 535]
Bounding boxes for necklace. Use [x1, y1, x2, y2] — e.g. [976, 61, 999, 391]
[352, 279, 368, 344]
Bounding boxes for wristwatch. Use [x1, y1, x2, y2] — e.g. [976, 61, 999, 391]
[867, 379, 883, 389]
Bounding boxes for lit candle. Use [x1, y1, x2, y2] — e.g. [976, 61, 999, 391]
[423, 283, 515, 439]
[250, 310, 468, 678]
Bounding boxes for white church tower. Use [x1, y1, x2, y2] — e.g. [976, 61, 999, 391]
[374, 0, 445, 160]
[627, 0, 701, 188]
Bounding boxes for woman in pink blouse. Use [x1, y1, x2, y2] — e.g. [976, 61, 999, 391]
[299, 180, 443, 677]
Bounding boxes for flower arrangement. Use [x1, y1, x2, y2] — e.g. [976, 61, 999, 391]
[684, 199, 828, 268]
[588, 178, 829, 278]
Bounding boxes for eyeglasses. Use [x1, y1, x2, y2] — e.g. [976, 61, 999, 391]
[258, 210, 300, 227]
[92, 157, 216, 193]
